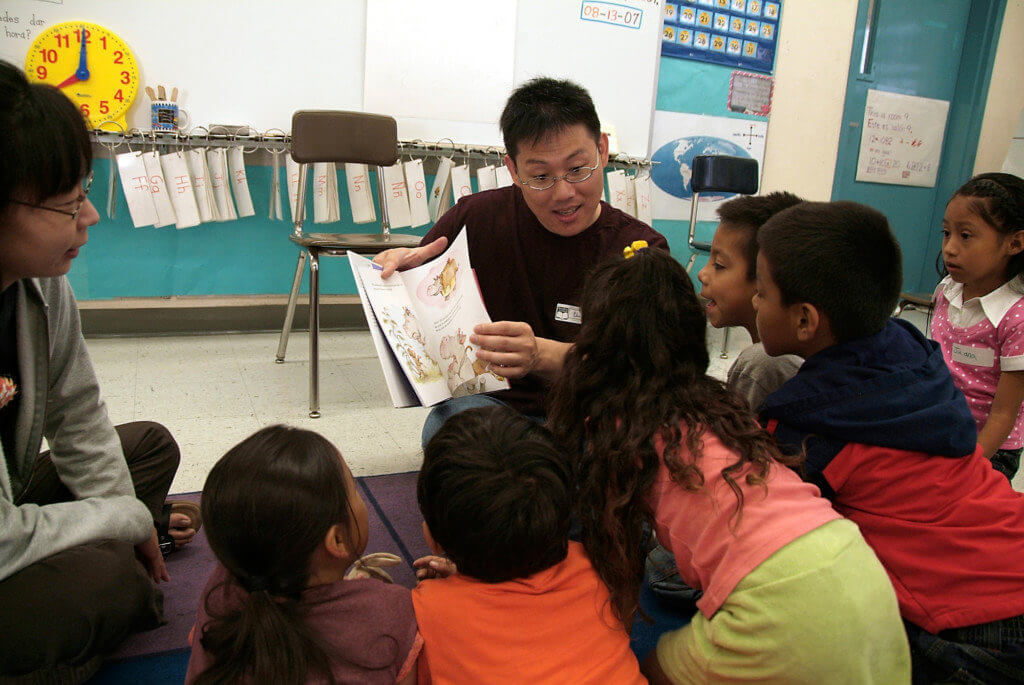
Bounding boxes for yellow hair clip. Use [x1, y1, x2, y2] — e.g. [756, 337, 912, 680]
[623, 240, 649, 259]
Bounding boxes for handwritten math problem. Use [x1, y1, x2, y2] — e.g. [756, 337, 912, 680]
[856, 89, 950, 188]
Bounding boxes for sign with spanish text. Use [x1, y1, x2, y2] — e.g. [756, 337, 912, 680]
[855, 89, 950, 188]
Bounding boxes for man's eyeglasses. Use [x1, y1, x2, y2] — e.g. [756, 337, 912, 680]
[11, 172, 94, 220]
[517, 162, 601, 191]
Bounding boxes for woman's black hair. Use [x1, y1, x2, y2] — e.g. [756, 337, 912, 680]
[195, 425, 359, 685]
[0, 59, 92, 210]
[547, 247, 799, 627]
[942, 172, 1024, 283]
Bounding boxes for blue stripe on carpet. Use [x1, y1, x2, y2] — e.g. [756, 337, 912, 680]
[90, 648, 190, 684]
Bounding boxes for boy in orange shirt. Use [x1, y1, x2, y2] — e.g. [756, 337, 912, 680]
[411, 406, 645, 685]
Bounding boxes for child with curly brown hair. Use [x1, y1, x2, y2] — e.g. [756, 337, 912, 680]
[547, 246, 910, 683]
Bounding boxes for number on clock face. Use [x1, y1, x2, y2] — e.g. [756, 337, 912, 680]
[24, 21, 140, 129]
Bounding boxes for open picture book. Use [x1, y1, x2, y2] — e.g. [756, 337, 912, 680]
[349, 229, 509, 408]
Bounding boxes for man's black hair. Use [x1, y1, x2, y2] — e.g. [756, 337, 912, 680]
[500, 77, 601, 162]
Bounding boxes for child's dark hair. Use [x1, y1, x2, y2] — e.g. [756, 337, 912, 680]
[0, 60, 91, 210]
[500, 77, 601, 161]
[196, 425, 358, 685]
[758, 201, 901, 343]
[716, 191, 805, 279]
[547, 247, 798, 626]
[418, 406, 572, 583]
[951, 172, 1024, 281]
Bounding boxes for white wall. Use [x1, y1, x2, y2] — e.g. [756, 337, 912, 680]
[974, 0, 1024, 174]
[760, 0, 859, 201]
[761, 0, 1024, 201]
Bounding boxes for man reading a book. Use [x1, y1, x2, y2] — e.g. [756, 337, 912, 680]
[375, 77, 667, 444]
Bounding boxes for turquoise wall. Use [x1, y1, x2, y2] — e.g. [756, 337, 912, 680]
[69, 57, 764, 300]
[652, 57, 768, 271]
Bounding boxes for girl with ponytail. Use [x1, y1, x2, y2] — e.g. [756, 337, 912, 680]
[185, 425, 420, 684]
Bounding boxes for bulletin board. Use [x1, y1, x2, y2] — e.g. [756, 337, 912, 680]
[0, 0, 663, 155]
[661, 0, 781, 75]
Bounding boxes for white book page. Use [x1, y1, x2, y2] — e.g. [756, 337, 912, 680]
[348, 253, 419, 408]
[349, 255, 450, 407]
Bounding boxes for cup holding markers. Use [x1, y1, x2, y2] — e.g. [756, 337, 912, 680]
[146, 85, 187, 131]
[151, 100, 180, 130]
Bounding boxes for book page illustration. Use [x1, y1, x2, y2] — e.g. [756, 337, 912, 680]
[379, 306, 442, 384]
[438, 328, 506, 397]
[349, 227, 509, 408]
[400, 229, 509, 399]
[419, 257, 459, 304]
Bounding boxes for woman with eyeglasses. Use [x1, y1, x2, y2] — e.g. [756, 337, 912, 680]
[0, 60, 194, 682]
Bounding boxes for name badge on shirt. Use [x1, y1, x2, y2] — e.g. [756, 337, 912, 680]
[951, 343, 995, 368]
[554, 304, 582, 325]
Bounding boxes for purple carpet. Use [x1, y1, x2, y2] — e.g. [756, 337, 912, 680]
[109, 471, 428, 662]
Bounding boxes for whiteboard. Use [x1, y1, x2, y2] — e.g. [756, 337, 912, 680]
[0, 0, 366, 132]
[364, 1, 516, 144]
[0, 0, 662, 154]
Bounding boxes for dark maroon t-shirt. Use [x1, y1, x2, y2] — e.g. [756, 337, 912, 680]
[422, 185, 668, 416]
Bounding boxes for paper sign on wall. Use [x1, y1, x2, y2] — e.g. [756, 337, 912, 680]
[404, 159, 431, 227]
[346, 163, 377, 224]
[450, 164, 472, 204]
[494, 165, 514, 188]
[116, 152, 158, 228]
[141, 152, 176, 228]
[381, 164, 412, 228]
[476, 166, 497, 192]
[855, 89, 951, 188]
[159, 152, 201, 229]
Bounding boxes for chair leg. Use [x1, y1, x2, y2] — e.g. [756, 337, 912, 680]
[685, 252, 698, 274]
[308, 250, 321, 419]
[720, 327, 731, 359]
[276, 251, 308, 363]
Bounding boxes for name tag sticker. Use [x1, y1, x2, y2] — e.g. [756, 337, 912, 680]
[554, 304, 582, 325]
[951, 343, 995, 368]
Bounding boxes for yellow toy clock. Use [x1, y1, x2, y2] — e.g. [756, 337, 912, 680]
[24, 21, 140, 129]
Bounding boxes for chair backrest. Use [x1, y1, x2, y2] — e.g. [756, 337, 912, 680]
[691, 155, 759, 194]
[290, 110, 398, 165]
[288, 110, 401, 237]
[687, 155, 759, 253]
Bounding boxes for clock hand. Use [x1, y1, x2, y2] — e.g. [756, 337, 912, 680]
[56, 73, 81, 89]
[75, 25, 89, 80]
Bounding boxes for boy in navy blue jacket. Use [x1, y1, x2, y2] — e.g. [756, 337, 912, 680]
[753, 200, 1024, 684]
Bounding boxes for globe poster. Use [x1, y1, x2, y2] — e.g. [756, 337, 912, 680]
[650, 110, 767, 221]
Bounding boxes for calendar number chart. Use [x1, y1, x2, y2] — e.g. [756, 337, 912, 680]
[661, 0, 781, 75]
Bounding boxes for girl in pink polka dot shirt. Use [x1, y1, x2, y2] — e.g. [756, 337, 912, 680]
[930, 172, 1024, 480]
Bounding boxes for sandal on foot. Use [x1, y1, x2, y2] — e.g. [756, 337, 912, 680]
[156, 500, 202, 558]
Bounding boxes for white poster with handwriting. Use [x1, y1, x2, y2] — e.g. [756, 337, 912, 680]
[856, 89, 950, 188]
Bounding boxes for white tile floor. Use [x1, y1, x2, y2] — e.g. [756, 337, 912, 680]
[87, 308, 1021, 495]
[87, 330, 430, 494]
